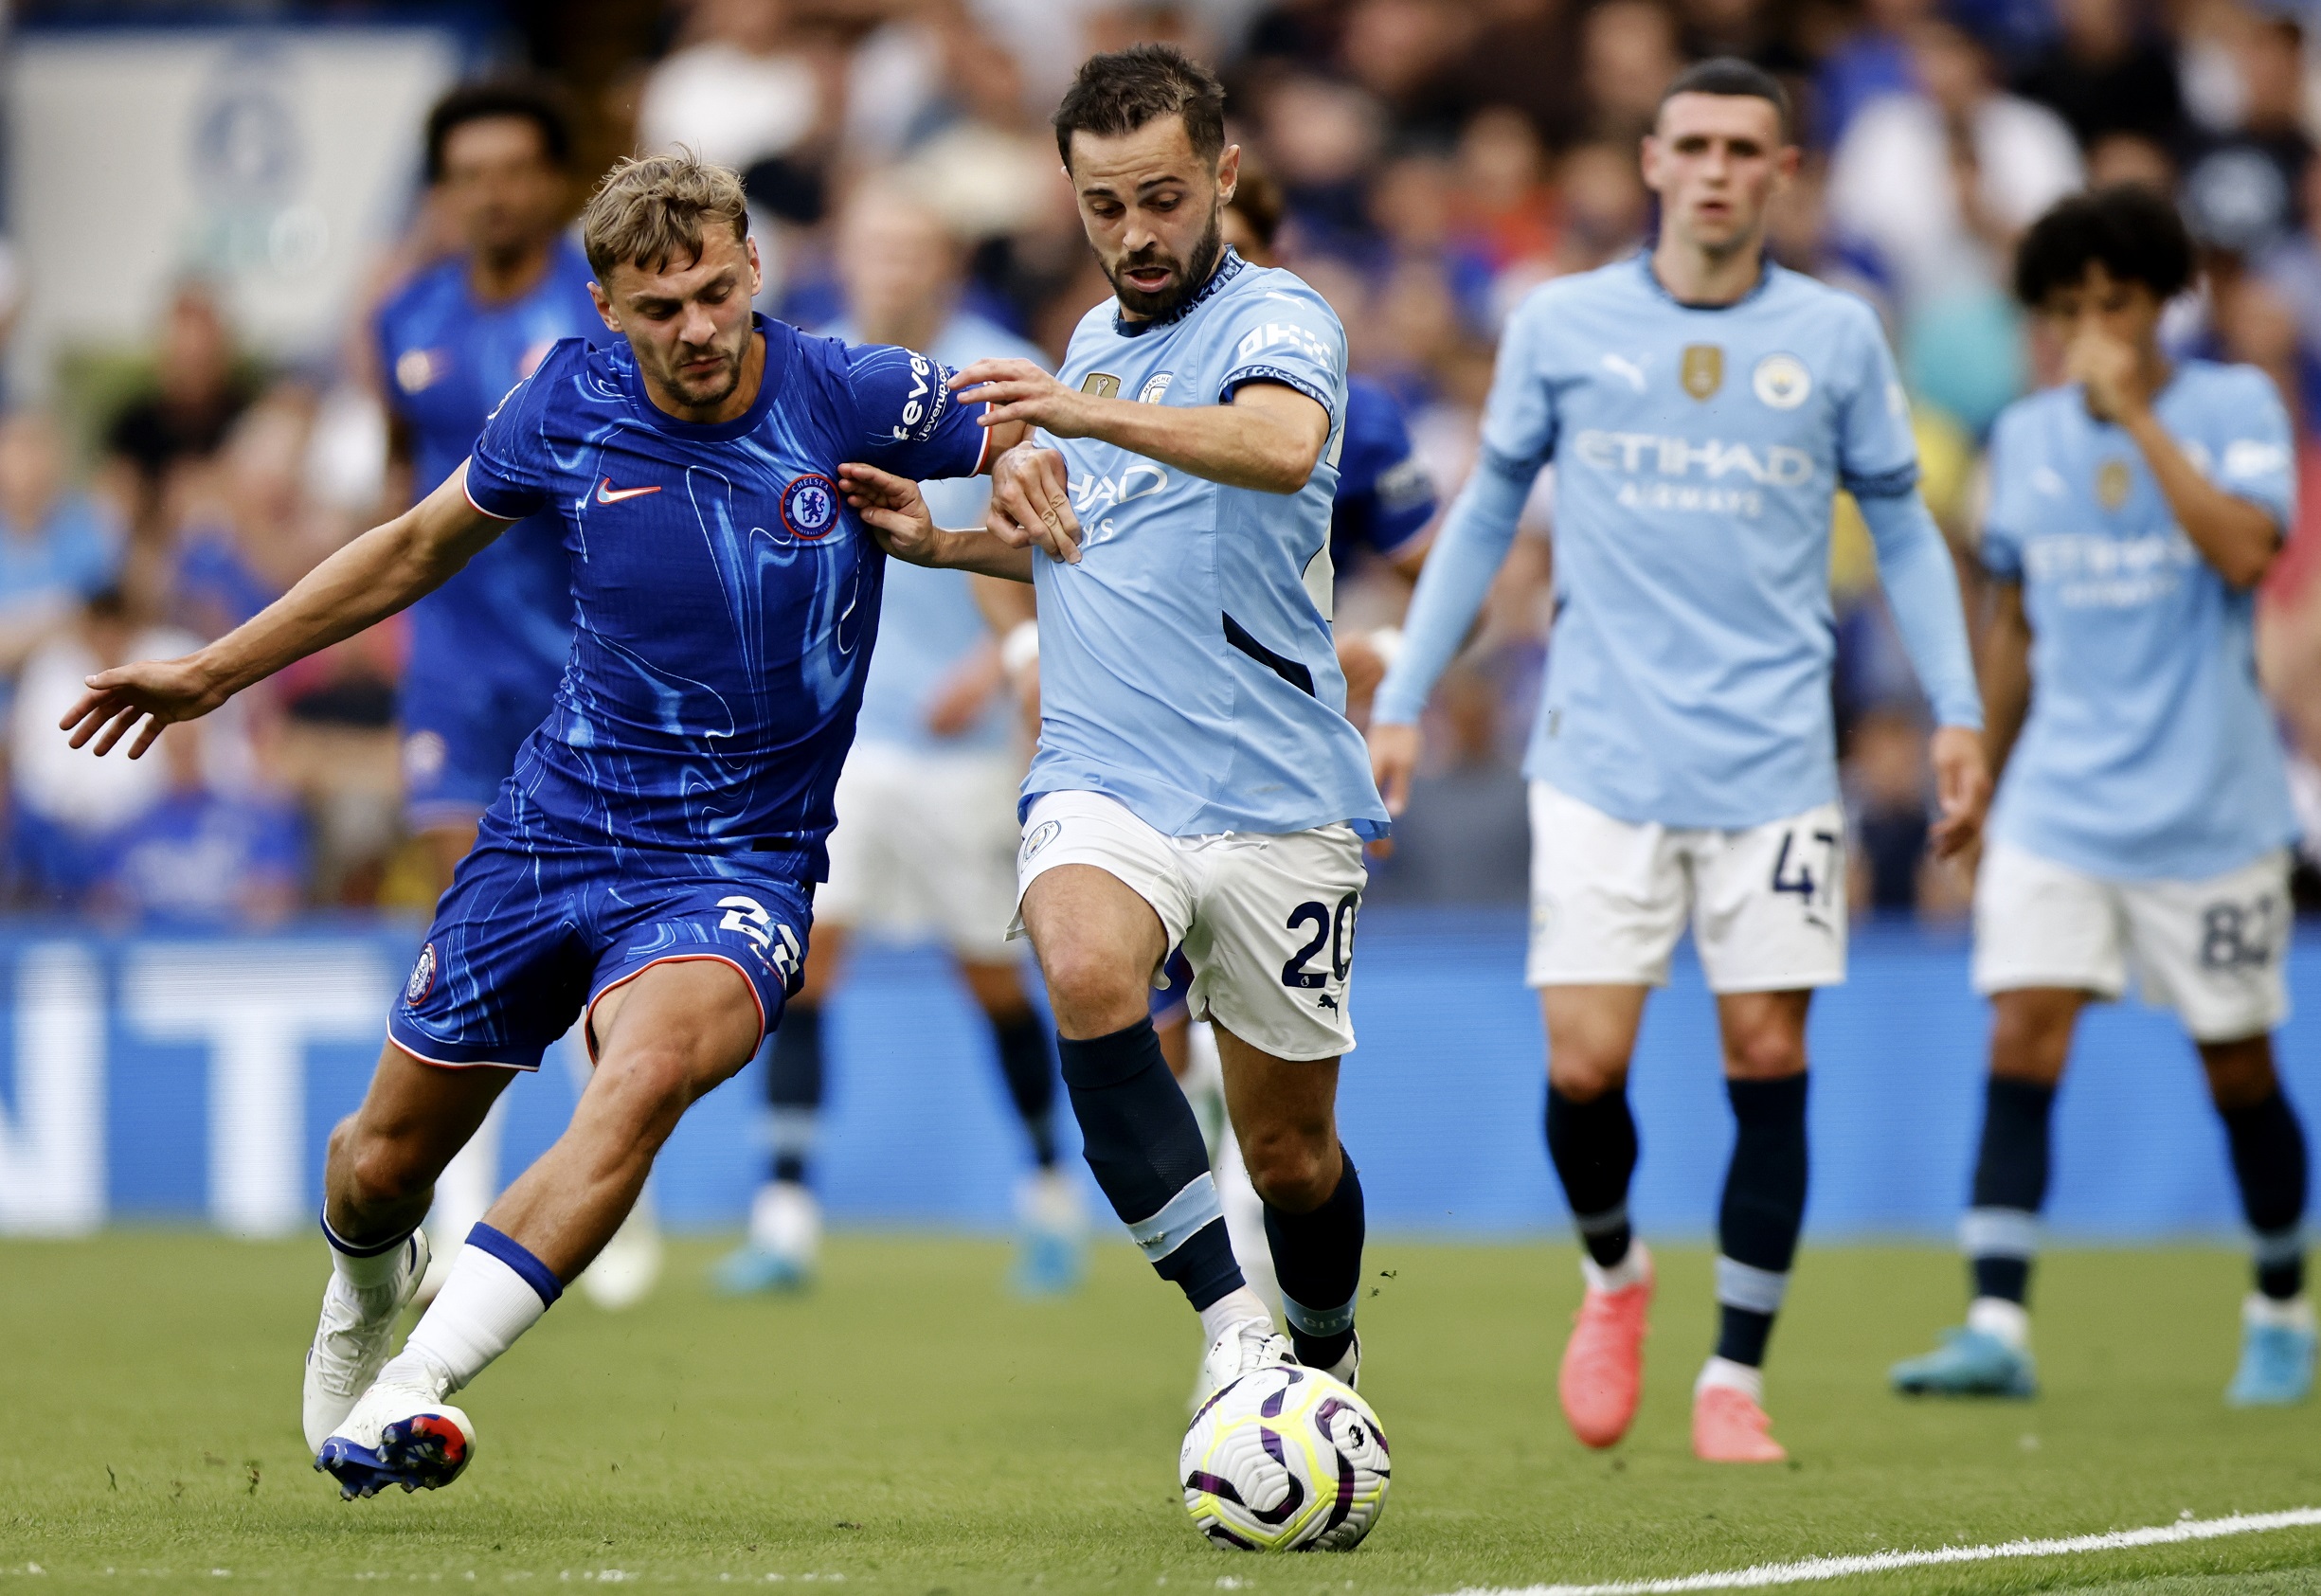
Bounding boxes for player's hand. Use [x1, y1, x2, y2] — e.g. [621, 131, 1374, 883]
[951, 359, 1094, 437]
[60, 653, 230, 760]
[1927, 723, 1990, 860]
[2064, 329, 2147, 423]
[837, 462, 941, 565]
[924, 646, 1004, 739]
[1338, 633, 1388, 725]
[987, 444, 1082, 565]
[1368, 720, 1422, 816]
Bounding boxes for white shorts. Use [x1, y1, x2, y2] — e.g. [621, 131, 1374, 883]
[1014, 790, 1366, 1061]
[1526, 781, 1849, 993]
[819, 743, 1023, 961]
[1972, 841, 2293, 1042]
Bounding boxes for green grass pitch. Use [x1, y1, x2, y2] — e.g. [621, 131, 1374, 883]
[4, 1234, 2320, 1594]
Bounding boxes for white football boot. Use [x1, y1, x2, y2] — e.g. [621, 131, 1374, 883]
[1319, 1330, 1362, 1390]
[579, 1190, 665, 1311]
[1197, 1316, 1298, 1404]
[302, 1229, 430, 1456]
[315, 1360, 477, 1498]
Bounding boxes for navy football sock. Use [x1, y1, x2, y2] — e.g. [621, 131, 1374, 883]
[2222, 1086, 2309, 1300]
[765, 1004, 823, 1186]
[991, 1012, 1062, 1169]
[1546, 1084, 1639, 1268]
[1266, 1151, 1365, 1372]
[1966, 1076, 2056, 1305]
[1058, 1017, 1241, 1310]
[1716, 1075, 1808, 1368]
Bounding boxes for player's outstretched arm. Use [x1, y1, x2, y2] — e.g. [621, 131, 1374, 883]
[61, 464, 508, 759]
[951, 359, 1327, 493]
[1365, 459, 1534, 813]
[837, 462, 1035, 583]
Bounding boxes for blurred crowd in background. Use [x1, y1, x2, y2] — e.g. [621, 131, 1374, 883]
[5, 0, 2321, 928]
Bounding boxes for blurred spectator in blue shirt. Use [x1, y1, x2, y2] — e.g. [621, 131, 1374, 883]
[92, 719, 303, 932]
[0, 409, 119, 684]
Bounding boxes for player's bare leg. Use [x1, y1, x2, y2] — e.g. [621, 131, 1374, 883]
[1542, 984, 1654, 1448]
[2201, 1032, 2314, 1405]
[1021, 866, 1277, 1387]
[317, 960, 764, 1497]
[1693, 988, 1810, 1462]
[303, 1048, 514, 1456]
[1894, 986, 2079, 1400]
[1214, 1027, 1363, 1383]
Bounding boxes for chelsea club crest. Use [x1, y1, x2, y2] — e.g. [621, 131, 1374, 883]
[405, 942, 439, 1007]
[783, 473, 839, 540]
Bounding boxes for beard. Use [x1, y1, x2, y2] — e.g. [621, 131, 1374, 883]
[662, 338, 747, 409]
[1103, 206, 1225, 321]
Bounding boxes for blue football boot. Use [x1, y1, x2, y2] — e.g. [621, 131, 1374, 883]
[1011, 1170, 1088, 1298]
[712, 1182, 819, 1295]
[1890, 1327, 2039, 1398]
[2226, 1298, 2315, 1408]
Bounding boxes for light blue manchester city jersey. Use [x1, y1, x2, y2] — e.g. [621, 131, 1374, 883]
[1982, 362, 2299, 880]
[826, 312, 1048, 756]
[1027, 250, 1389, 839]
[1482, 257, 1940, 826]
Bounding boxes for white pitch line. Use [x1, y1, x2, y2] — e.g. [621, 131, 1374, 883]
[1436, 1506, 2321, 1596]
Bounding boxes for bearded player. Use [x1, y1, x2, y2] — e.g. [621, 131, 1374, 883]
[1372, 59, 1988, 1461]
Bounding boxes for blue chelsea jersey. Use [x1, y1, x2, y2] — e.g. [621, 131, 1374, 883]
[1029, 250, 1390, 839]
[375, 239, 601, 694]
[1333, 374, 1436, 568]
[1482, 255, 1922, 828]
[461, 314, 989, 874]
[1982, 362, 2300, 880]
[825, 311, 1050, 756]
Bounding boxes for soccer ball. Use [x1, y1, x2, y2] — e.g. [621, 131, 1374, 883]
[1180, 1364, 1391, 1551]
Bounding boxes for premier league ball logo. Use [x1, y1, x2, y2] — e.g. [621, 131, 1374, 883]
[782, 473, 839, 540]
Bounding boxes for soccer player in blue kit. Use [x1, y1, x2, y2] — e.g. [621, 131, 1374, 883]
[63, 153, 1029, 1497]
[1892, 188, 2313, 1407]
[376, 79, 595, 890]
[850, 46, 1389, 1398]
[1371, 60, 1990, 1461]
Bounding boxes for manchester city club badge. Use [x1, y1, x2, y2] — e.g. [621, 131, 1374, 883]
[2096, 458, 2132, 510]
[1682, 344, 1724, 400]
[783, 473, 839, 540]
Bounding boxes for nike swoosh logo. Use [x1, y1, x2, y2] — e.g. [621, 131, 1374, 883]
[595, 477, 661, 504]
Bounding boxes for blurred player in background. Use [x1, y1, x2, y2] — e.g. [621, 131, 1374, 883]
[1372, 60, 1988, 1462]
[713, 178, 1085, 1299]
[1893, 188, 2312, 1408]
[1149, 163, 1438, 1318]
[68, 153, 1028, 1497]
[919, 45, 1388, 1398]
[374, 79, 662, 1310]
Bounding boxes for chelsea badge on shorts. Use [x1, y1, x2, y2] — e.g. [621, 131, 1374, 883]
[783, 473, 839, 540]
[405, 941, 439, 1007]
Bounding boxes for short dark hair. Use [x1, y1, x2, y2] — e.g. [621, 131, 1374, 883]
[1226, 163, 1285, 251]
[1053, 45, 1227, 170]
[2013, 185, 2195, 307]
[1655, 57, 1793, 141]
[424, 78, 575, 184]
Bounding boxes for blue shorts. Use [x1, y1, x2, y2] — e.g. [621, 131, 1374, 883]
[387, 807, 814, 1072]
[400, 661, 559, 833]
[1150, 948, 1196, 1028]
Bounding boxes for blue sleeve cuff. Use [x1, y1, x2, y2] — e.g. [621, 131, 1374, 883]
[1222, 367, 1338, 429]
[462, 459, 545, 522]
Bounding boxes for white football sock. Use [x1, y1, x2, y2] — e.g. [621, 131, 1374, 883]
[2246, 1293, 2316, 1333]
[1696, 1355, 1764, 1404]
[391, 1232, 561, 1393]
[1968, 1296, 2031, 1350]
[323, 1212, 414, 1294]
[1199, 1284, 1274, 1345]
[1582, 1239, 1651, 1294]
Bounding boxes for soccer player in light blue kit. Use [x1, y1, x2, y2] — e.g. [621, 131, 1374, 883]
[853, 46, 1390, 1400]
[1371, 60, 1990, 1462]
[1893, 187, 2313, 1407]
[715, 179, 1085, 1298]
[64, 153, 1030, 1497]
